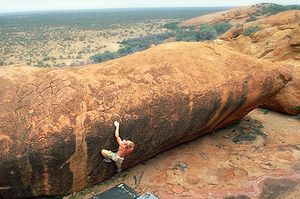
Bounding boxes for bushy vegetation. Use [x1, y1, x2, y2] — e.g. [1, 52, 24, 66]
[260, 108, 270, 114]
[91, 33, 173, 63]
[174, 27, 199, 41]
[90, 51, 119, 63]
[91, 21, 233, 63]
[255, 3, 300, 16]
[212, 22, 233, 35]
[245, 15, 257, 22]
[37, 61, 44, 67]
[162, 22, 179, 30]
[243, 26, 262, 36]
[245, 4, 300, 23]
[232, 122, 266, 144]
[223, 120, 241, 130]
[42, 56, 51, 61]
[196, 24, 218, 40]
[175, 22, 231, 42]
[119, 33, 173, 55]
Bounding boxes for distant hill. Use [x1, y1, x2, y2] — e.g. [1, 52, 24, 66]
[180, 3, 300, 27]
[245, 9, 300, 27]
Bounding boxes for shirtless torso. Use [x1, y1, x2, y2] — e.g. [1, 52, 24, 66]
[101, 121, 135, 172]
[116, 141, 134, 158]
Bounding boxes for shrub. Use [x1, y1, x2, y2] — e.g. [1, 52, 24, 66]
[91, 33, 173, 63]
[176, 24, 218, 42]
[243, 26, 262, 36]
[42, 56, 50, 61]
[175, 30, 199, 41]
[91, 23, 225, 63]
[255, 3, 300, 16]
[213, 22, 233, 35]
[90, 51, 119, 63]
[223, 120, 241, 130]
[0, 59, 4, 66]
[162, 22, 179, 30]
[120, 34, 166, 56]
[120, 33, 172, 53]
[197, 24, 218, 40]
[63, 36, 73, 41]
[260, 108, 269, 114]
[37, 61, 44, 67]
[245, 15, 257, 22]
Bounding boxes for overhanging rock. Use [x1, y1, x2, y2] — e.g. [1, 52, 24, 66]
[0, 42, 292, 198]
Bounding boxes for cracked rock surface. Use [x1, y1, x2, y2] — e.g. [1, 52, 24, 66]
[67, 109, 300, 199]
[0, 42, 292, 198]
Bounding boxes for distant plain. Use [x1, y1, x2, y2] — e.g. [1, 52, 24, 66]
[0, 7, 229, 67]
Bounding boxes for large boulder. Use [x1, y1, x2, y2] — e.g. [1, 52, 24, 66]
[0, 42, 292, 198]
[219, 26, 242, 40]
[221, 10, 300, 41]
[262, 61, 300, 115]
[226, 26, 299, 61]
[220, 12, 300, 115]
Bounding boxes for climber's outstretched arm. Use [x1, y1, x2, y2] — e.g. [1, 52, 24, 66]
[114, 121, 123, 145]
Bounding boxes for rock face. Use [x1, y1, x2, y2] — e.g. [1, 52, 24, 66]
[68, 109, 300, 199]
[0, 42, 292, 198]
[179, 3, 285, 27]
[263, 61, 300, 115]
[246, 10, 300, 28]
[220, 10, 300, 115]
[180, 5, 257, 27]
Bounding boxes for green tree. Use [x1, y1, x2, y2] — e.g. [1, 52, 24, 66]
[243, 26, 262, 36]
[175, 30, 198, 41]
[37, 61, 44, 67]
[197, 24, 218, 41]
[213, 22, 233, 35]
[42, 56, 50, 61]
[246, 16, 257, 22]
[90, 51, 119, 63]
[162, 22, 179, 30]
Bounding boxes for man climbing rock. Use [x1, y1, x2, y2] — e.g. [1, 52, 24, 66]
[101, 121, 135, 172]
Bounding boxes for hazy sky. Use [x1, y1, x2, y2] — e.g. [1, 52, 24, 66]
[0, 0, 299, 13]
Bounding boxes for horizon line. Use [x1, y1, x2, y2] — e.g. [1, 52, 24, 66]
[1, 3, 298, 15]
[0, 5, 258, 14]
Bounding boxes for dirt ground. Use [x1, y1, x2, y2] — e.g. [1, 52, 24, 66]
[65, 109, 300, 199]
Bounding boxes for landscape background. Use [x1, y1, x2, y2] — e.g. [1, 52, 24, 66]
[1, 3, 299, 68]
[0, 2, 299, 199]
[0, 7, 228, 67]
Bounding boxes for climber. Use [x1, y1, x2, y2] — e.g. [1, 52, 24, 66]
[101, 121, 135, 172]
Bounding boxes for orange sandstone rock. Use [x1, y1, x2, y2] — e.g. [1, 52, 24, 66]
[0, 42, 292, 198]
[222, 11, 300, 115]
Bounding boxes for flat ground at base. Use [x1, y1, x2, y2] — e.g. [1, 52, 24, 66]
[65, 109, 300, 199]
